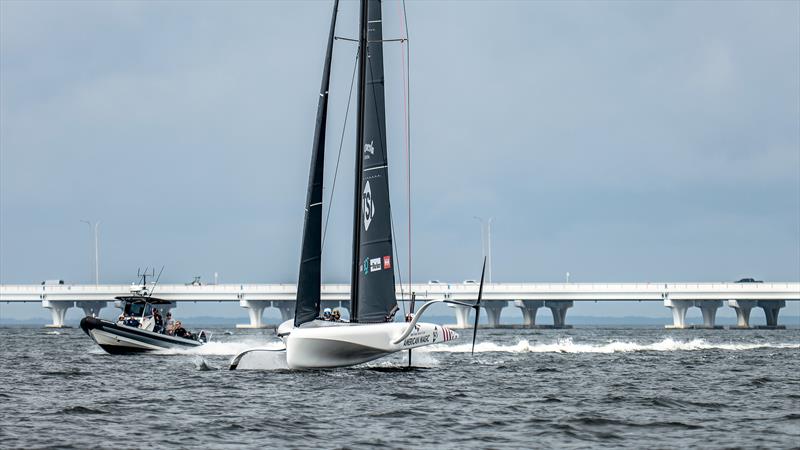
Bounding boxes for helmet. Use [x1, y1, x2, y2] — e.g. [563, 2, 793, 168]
[323, 308, 332, 316]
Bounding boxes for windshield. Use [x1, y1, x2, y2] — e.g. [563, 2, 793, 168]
[124, 302, 146, 317]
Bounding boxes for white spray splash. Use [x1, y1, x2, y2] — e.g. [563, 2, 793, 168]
[422, 338, 800, 354]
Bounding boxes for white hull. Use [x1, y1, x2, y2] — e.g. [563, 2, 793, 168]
[286, 321, 457, 369]
[230, 322, 458, 370]
[229, 299, 468, 370]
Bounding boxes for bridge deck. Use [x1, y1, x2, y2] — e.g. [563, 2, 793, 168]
[2, 282, 798, 302]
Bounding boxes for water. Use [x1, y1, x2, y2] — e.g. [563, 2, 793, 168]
[1, 326, 798, 449]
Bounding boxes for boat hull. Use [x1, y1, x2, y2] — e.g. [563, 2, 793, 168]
[285, 322, 458, 369]
[79, 316, 202, 354]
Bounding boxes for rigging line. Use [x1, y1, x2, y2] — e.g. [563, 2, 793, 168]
[399, 0, 412, 298]
[390, 213, 406, 317]
[321, 48, 360, 250]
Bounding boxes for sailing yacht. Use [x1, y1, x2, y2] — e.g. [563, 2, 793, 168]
[230, 0, 482, 370]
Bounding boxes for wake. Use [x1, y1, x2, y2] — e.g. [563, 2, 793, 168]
[423, 338, 800, 354]
[153, 339, 284, 356]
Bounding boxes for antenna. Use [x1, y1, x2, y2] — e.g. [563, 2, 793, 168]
[149, 266, 166, 297]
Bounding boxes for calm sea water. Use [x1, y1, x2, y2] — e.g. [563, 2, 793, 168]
[0, 326, 798, 449]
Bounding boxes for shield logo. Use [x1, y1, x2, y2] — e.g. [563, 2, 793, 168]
[363, 181, 374, 231]
[363, 140, 375, 159]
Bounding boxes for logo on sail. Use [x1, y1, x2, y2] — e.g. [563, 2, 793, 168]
[370, 258, 382, 272]
[383, 256, 391, 270]
[363, 181, 374, 231]
[363, 140, 374, 160]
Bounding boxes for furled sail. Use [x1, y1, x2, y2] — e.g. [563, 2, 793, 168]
[349, 0, 398, 323]
[295, 0, 340, 327]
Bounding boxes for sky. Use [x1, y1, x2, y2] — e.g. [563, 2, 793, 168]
[1, 0, 798, 321]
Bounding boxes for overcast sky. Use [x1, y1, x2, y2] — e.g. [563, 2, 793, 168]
[1, 1, 798, 320]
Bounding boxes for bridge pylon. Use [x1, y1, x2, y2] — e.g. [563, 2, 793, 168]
[42, 299, 73, 328]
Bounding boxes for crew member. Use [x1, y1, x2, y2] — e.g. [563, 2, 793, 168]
[165, 312, 175, 335]
[153, 308, 164, 333]
[173, 321, 189, 338]
[322, 308, 333, 321]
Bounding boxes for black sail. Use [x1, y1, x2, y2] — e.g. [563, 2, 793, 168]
[350, 0, 398, 323]
[295, 0, 339, 327]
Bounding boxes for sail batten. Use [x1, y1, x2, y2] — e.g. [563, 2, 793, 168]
[294, 0, 340, 327]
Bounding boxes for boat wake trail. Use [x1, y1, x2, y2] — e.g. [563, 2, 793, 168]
[154, 340, 284, 356]
[424, 338, 800, 354]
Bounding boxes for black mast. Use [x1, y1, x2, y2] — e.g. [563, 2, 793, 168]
[294, 0, 340, 327]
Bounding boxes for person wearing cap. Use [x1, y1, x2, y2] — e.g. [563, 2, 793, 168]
[332, 309, 341, 322]
[322, 308, 333, 321]
[152, 308, 164, 333]
[124, 315, 140, 328]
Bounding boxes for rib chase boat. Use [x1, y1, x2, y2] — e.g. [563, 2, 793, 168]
[80, 293, 208, 355]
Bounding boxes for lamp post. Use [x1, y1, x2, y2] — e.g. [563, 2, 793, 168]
[81, 220, 100, 285]
[486, 217, 493, 283]
[473, 216, 494, 283]
[472, 216, 486, 263]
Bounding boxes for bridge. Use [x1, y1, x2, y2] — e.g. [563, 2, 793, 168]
[1, 282, 798, 329]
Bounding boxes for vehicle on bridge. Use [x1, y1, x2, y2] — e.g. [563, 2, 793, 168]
[80, 296, 209, 354]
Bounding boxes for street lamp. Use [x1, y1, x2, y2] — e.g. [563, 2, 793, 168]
[81, 220, 100, 285]
[472, 216, 486, 263]
[473, 216, 494, 283]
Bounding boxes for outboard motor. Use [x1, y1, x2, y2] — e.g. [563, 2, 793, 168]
[197, 330, 211, 344]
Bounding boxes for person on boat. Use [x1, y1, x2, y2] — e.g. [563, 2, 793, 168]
[165, 312, 175, 335]
[322, 308, 333, 321]
[173, 321, 190, 339]
[117, 314, 125, 324]
[152, 308, 164, 333]
[123, 316, 140, 328]
[332, 309, 341, 322]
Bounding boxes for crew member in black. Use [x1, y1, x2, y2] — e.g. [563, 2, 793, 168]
[153, 308, 164, 333]
[173, 321, 190, 339]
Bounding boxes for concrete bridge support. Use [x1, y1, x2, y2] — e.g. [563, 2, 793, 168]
[728, 300, 756, 328]
[76, 301, 107, 318]
[271, 301, 294, 322]
[758, 300, 785, 327]
[697, 300, 722, 328]
[514, 300, 544, 327]
[482, 301, 507, 328]
[448, 303, 472, 329]
[545, 300, 573, 328]
[42, 300, 73, 328]
[664, 299, 692, 329]
[237, 299, 271, 328]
